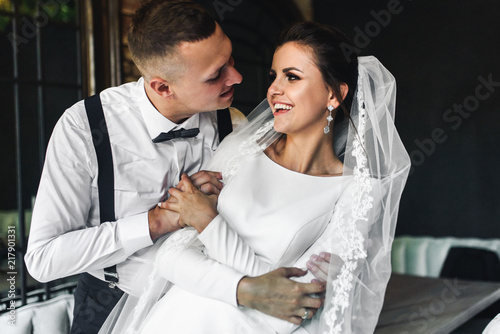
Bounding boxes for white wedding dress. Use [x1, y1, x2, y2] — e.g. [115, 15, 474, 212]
[139, 151, 355, 334]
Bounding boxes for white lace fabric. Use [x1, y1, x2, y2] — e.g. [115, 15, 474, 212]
[317, 56, 410, 333]
[99, 56, 410, 334]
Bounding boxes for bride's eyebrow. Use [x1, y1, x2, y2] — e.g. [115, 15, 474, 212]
[282, 67, 303, 73]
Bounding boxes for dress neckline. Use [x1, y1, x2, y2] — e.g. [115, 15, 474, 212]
[259, 151, 348, 180]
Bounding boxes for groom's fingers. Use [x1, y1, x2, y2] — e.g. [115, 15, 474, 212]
[161, 200, 179, 212]
[282, 267, 307, 278]
[236, 267, 325, 325]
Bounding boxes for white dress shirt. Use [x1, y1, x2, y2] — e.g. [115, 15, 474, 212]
[25, 77, 244, 295]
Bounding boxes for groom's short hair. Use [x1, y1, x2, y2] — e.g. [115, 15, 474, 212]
[128, 0, 216, 82]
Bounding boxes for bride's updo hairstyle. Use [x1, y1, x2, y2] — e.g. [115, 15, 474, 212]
[275, 22, 358, 125]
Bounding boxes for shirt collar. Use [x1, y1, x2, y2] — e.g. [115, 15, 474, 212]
[137, 77, 201, 141]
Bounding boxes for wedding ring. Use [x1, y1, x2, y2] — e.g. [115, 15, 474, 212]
[301, 308, 309, 320]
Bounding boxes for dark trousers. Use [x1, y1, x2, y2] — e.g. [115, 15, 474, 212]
[71, 273, 124, 334]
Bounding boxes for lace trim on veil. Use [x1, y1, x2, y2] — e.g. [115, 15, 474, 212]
[323, 73, 372, 334]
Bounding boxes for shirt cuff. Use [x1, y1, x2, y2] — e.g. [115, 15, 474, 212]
[117, 212, 153, 255]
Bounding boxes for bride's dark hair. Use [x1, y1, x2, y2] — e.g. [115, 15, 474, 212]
[275, 22, 358, 124]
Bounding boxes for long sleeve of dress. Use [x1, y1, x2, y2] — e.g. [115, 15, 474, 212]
[198, 211, 350, 282]
[198, 215, 275, 274]
[155, 214, 278, 304]
[154, 227, 244, 307]
[25, 107, 152, 283]
[156, 210, 340, 334]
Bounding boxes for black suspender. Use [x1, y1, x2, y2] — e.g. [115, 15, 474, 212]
[84, 94, 119, 288]
[84, 96, 232, 288]
[217, 108, 232, 142]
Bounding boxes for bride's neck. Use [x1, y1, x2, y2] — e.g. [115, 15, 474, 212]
[266, 133, 343, 176]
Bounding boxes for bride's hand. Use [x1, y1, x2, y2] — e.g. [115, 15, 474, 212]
[160, 174, 218, 233]
[307, 252, 344, 282]
[182, 170, 223, 195]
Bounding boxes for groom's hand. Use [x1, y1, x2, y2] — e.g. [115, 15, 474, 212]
[148, 205, 181, 241]
[236, 267, 325, 325]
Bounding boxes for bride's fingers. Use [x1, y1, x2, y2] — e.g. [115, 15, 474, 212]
[307, 252, 343, 282]
[166, 196, 178, 204]
[168, 187, 183, 198]
[180, 174, 197, 191]
[160, 189, 182, 212]
[199, 183, 221, 196]
[176, 179, 187, 192]
[190, 171, 223, 195]
[190, 170, 222, 183]
[306, 256, 328, 282]
[319, 252, 331, 262]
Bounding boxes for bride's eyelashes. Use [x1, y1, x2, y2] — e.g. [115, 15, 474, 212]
[285, 73, 300, 81]
[268, 71, 301, 83]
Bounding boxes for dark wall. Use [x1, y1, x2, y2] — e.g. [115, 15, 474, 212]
[314, 0, 500, 238]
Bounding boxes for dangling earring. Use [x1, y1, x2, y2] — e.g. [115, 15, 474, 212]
[324, 105, 334, 134]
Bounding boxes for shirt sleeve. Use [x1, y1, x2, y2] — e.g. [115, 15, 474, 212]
[25, 105, 152, 283]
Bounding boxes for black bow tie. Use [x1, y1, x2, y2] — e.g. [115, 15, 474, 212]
[152, 128, 200, 143]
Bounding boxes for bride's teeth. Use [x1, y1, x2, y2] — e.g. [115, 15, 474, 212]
[274, 103, 292, 110]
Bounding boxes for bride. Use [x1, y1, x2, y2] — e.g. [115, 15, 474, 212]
[101, 22, 410, 334]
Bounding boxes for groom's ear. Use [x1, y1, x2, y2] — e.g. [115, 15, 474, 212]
[149, 77, 174, 98]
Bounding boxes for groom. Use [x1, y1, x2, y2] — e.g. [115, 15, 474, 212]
[25, 0, 326, 333]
